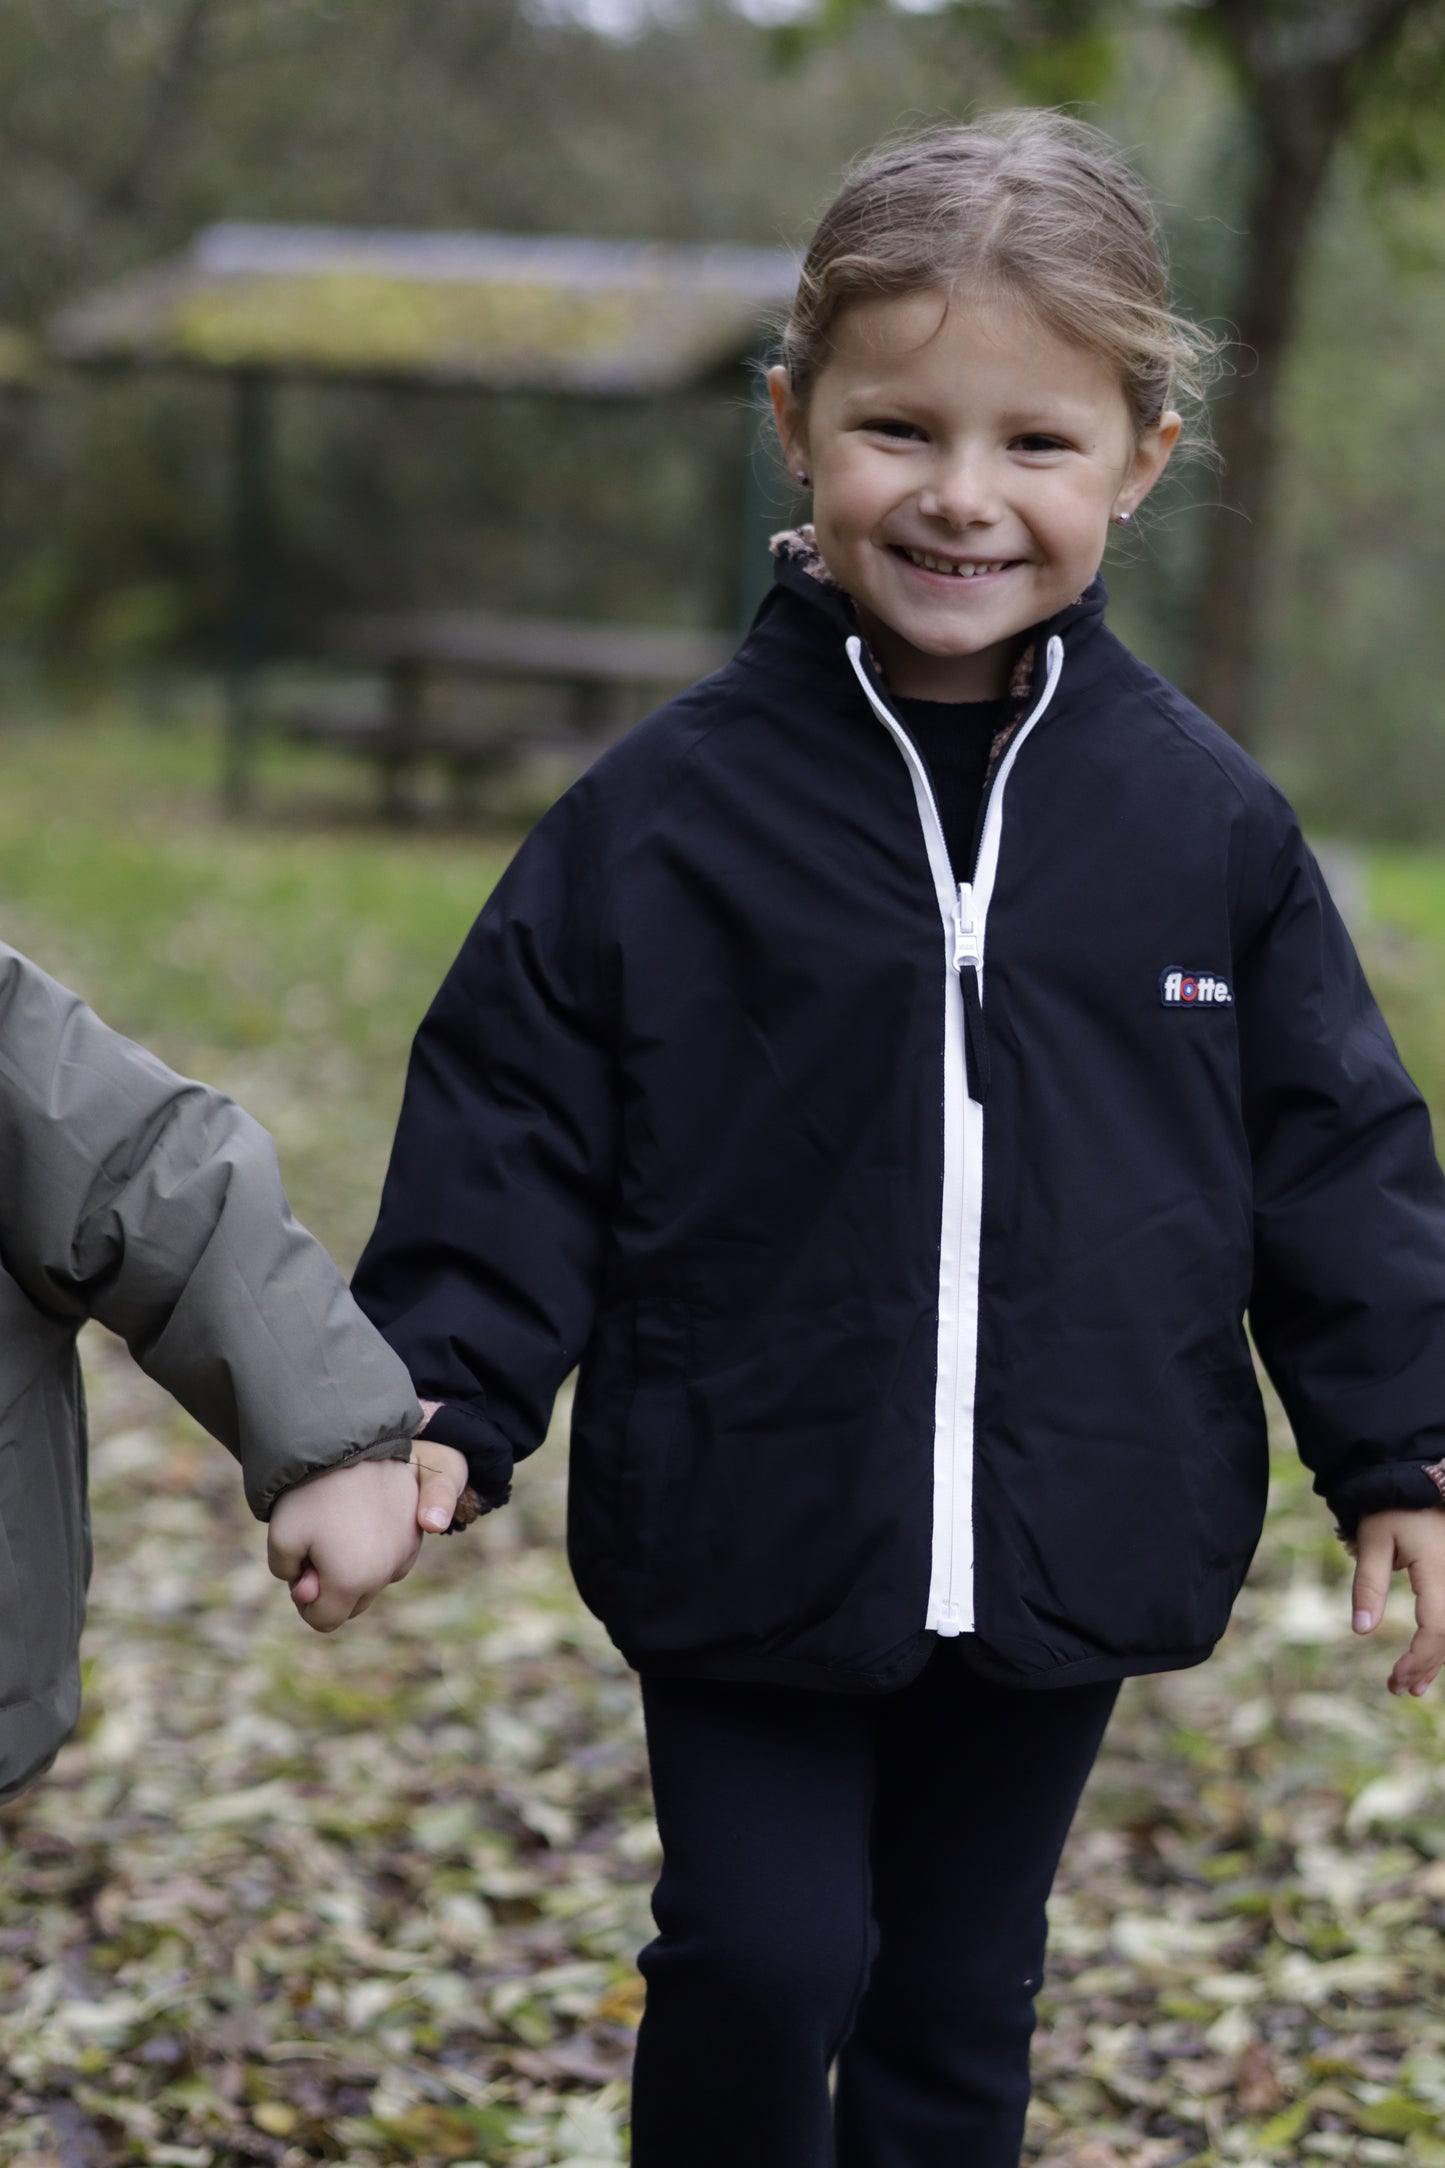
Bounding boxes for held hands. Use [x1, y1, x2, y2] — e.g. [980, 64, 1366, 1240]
[266, 1440, 472, 1632]
[1350, 1508, 1445, 1696]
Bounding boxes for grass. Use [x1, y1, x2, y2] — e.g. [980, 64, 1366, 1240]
[1360, 847, 1445, 1128]
[0, 685, 522, 1265]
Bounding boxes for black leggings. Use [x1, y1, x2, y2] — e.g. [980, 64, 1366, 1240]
[630, 1642, 1118, 2168]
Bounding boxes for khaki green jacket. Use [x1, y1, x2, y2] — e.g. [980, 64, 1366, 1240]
[0, 944, 421, 1801]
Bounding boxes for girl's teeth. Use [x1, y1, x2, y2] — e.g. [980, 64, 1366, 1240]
[906, 551, 1008, 577]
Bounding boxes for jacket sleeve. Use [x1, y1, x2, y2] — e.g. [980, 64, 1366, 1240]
[350, 805, 619, 1513]
[1239, 812, 1445, 1534]
[0, 944, 421, 1516]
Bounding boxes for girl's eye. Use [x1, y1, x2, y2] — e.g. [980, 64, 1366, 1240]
[864, 418, 924, 440]
[1014, 433, 1071, 454]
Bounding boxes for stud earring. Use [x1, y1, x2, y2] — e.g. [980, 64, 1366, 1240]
[1111, 507, 1132, 525]
[795, 469, 811, 488]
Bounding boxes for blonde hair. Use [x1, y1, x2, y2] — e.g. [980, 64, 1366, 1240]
[779, 113, 1216, 442]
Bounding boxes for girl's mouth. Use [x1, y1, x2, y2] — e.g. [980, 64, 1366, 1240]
[895, 546, 1016, 580]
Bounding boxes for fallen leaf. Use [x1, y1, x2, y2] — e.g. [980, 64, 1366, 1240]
[594, 1977, 646, 2027]
[252, 2102, 299, 2136]
[1234, 2037, 1284, 2116]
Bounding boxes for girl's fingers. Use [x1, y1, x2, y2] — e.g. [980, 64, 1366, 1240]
[410, 1442, 471, 1533]
[1389, 1634, 1445, 1695]
[1351, 1518, 1396, 1634]
[1391, 1556, 1445, 1695]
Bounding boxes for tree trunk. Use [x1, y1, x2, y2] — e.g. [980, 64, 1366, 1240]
[1185, 0, 1433, 740]
[102, 0, 220, 218]
[1188, 74, 1348, 741]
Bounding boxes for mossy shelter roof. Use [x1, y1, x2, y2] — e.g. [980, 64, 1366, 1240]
[0, 328, 42, 390]
[49, 223, 800, 394]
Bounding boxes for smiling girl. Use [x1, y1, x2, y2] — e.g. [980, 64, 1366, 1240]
[353, 114, 1445, 2167]
[769, 284, 1177, 702]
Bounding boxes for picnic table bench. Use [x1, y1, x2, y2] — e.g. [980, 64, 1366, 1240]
[285, 610, 734, 817]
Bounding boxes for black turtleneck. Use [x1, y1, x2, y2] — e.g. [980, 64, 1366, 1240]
[891, 695, 1015, 883]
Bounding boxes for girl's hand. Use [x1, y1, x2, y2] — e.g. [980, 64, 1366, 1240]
[1350, 1507, 1445, 1695]
[267, 1441, 472, 1632]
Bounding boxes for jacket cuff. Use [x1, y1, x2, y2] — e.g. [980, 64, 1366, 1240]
[413, 1401, 515, 1511]
[1328, 1459, 1445, 1539]
[255, 1427, 416, 1520]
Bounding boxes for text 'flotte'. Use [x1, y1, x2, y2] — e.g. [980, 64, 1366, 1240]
[1160, 967, 1233, 1008]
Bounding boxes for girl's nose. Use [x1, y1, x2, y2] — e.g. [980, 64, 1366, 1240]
[918, 449, 1000, 529]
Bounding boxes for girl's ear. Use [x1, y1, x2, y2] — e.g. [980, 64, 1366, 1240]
[768, 363, 809, 477]
[1117, 408, 1182, 521]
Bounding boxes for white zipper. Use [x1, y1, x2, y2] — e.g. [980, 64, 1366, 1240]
[845, 633, 1065, 1636]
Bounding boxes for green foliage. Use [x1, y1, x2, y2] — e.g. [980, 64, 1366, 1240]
[1352, 5, 1445, 260]
[1006, 22, 1120, 107]
[807, 0, 1123, 104]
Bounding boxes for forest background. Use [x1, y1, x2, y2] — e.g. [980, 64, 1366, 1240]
[5, 0, 1445, 828]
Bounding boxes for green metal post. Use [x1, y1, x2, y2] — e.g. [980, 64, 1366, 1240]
[223, 370, 271, 812]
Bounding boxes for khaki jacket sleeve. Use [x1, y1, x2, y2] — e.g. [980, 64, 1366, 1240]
[0, 944, 421, 1516]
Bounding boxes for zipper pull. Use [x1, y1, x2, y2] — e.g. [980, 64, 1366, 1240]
[960, 970, 990, 1104]
[936, 1601, 964, 1638]
[952, 883, 980, 972]
[953, 884, 990, 1103]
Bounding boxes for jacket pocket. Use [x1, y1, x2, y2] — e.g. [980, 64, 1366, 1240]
[1178, 1321, 1271, 1587]
[614, 1296, 693, 1588]
[568, 1293, 691, 1623]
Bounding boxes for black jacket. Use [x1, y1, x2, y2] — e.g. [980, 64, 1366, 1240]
[353, 556, 1445, 1693]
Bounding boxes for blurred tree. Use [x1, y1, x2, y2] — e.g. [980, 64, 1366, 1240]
[1179, 0, 1445, 743]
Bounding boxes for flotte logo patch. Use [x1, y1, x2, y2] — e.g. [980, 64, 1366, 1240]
[1160, 967, 1233, 1008]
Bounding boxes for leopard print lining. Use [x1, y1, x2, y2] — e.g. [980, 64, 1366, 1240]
[977, 645, 1037, 793]
[450, 1485, 485, 1528]
[770, 525, 842, 589]
[1423, 1459, 1445, 1507]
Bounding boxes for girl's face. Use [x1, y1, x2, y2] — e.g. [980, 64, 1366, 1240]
[769, 285, 1180, 702]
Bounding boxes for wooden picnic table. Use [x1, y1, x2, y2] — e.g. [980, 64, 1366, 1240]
[287, 610, 734, 816]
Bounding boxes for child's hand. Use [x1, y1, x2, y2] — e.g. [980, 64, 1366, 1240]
[267, 1441, 472, 1632]
[1350, 1507, 1445, 1695]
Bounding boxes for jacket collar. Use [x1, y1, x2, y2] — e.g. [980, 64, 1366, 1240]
[756, 524, 1109, 711]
